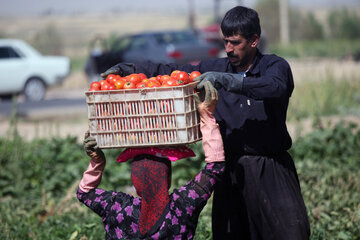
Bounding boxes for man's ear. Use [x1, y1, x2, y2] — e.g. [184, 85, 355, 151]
[250, 34, 259, 48]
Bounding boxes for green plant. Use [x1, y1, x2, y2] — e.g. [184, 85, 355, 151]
[291, 121, 360, 239]
[1, 118, 359, 239]
[270, 38, 360, 59]
[328, 8, 360, 40]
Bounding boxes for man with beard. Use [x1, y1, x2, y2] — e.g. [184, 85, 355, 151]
[101, 5, 310, 240]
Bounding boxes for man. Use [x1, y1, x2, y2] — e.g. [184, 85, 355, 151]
[102, 5, 310, 240]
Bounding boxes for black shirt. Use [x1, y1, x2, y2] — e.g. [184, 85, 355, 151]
[134, 50, 294, 156]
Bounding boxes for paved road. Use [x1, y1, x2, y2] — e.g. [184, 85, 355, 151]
[0, 88, 87, 119]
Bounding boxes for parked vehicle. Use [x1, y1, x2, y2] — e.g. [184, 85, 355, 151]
[0, 39, 70, 101]
[84, 29, 221, 82]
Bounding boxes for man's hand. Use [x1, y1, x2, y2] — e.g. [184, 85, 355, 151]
[100, 63, 135, 78]
[194, 81, 218, 115]
[194, 71, 244, 93]
[83, 132, 105, 163]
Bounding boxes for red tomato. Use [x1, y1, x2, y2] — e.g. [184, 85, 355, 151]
[100, 80, 108, 88]
[160, 75, 172, 84]
[147, 80, 161, 88]
[141, 78, 150, 84]
[136, 82, 148, 88]
[175, 79, 184, 86]
[156, 75, 162, 82]
[189, 71, 201, 82]
[88, 87, 98, 91]
[170, 70, 180, 79]
[108, 84, 116, 90]
[123, 81, 136, 89]
[138, 73, 147, 80]
[106, 74, 120, 85]
[176, 71, 190, 84]
[101, 82, 111, 90]
[162, 78, 177, 86]
[127, 74, 142, 84]
[90, 81, 101, 90]
[114, 79, 125, 89]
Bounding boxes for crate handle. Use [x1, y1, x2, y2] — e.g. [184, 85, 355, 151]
[140, 89, 147, 96]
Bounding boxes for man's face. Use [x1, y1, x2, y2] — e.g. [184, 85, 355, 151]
[223, 34, 258, 71]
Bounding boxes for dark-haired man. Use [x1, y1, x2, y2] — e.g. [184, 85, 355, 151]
[101, 5, 310, 240]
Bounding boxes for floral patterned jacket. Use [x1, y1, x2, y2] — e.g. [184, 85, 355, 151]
[77, 162, 225, 240]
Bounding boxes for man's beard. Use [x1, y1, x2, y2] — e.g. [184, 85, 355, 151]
[227, 52, 250, 69]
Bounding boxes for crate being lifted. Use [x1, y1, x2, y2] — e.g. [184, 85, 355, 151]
[85, 82, 201, 149]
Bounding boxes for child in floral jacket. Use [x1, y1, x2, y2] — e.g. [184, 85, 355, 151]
[77, 82, 225, 239]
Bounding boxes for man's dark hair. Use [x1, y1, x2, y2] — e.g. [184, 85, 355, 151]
[221, 6, 261, 41]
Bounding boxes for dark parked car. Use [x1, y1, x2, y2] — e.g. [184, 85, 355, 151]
[84, 29, 221, 82]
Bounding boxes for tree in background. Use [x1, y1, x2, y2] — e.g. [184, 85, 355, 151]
[31, 24, 64, 55]
[255, 0, 280, 44]
[255, 0, 325, 44]
[328, 8, 360, 40]
[290, 11, 324, 41]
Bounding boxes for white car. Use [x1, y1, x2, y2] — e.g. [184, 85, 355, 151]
[0, 39, 70, 101]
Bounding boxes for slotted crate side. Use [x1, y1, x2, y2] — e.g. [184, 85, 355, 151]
[92, 124, 200, 148]
[89, 108, 199, 132]
[85, 83, 201, 148]
[88, 96, 194, 118]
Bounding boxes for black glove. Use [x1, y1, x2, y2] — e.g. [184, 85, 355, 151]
[194, 71, 244, 93]
[83, 132, 105, 163]
[100, 63, 136, 78]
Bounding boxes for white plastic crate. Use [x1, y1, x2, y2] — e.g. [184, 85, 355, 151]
[85, 82, 201, 148]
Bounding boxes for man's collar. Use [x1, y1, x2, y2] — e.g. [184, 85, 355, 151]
[247, 49, 263, 75]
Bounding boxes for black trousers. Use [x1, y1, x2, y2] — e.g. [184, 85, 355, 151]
[212, 152, 310, 240]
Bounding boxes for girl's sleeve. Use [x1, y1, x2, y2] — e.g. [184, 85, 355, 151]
[77, 159, 114, 217]
[79, 159, 106, 192]
[77, 187, 116, 217]
[77, 159, 134, 217]
[174, 162, 225, 213]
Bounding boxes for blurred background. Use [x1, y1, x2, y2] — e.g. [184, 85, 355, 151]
[1, 0, 360, 239]
[1, 0, 360, 139]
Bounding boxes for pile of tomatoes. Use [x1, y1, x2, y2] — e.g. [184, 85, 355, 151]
[88, 70, 201, 91]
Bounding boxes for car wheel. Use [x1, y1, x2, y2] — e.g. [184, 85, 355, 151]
[24, 77, 46, 101]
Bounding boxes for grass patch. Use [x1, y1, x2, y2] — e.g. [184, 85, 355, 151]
[70, 57, 87, 73]
[288, 75, 360, 121]
[270, 39, 360, 59]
